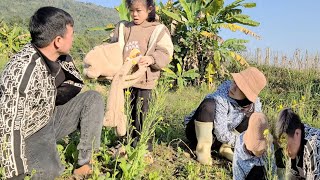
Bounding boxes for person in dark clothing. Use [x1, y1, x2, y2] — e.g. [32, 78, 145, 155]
[0, 6, 104, 179]
[276, 108, 320, 180]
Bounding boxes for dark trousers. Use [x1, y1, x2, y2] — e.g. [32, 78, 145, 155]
[246, 166, 266, 180]
[9, 91, 104, 180]
[129, 87, 153, 151]
[185, 98, 249, 150]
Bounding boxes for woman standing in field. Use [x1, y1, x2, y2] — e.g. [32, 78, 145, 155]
[110, 0, 173, 151]
[185, 67, 267, 165]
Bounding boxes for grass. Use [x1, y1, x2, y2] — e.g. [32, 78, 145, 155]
[0, 62, 319, 179]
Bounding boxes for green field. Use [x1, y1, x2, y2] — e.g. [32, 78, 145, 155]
[51, 65, 318, 180]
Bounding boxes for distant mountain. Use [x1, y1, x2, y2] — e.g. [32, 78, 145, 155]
[0, 0, 119, 33]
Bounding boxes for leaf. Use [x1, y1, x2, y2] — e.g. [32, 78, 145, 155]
[207, 0, 224, 15]
[116, 0, 131, 21]
[163, 67, 178, 79]
[200, 31, 214, 38]
[119, 159, 130, 176]
[177, 63, 182, 76]
[87, 26, 114, 32]
[214, 50, 221, 67]
[224, 0, 243, 11]
[205, 63, 214, 74]
[177, 77, 186, 89]
[229, 51, 250, 67]
[220, 38, 248, 52]
[242, 3, 256, 8]
[200, 31, 223, 43]
[220, 23, 261, 39]
[224, 9, 242, 19]
[180, 0, 193, 23]
[163, 72, 178, 79]
[232, 14, 250, 19]
[162, 67, 176, 75]
[182, 69, 200, 79]
[232, 16, 260, 26]
[221, 38, 248, 47]
[162, 9, 183, 23]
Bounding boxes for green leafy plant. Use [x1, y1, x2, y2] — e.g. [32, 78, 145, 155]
[163, 62, 200, 89]
[204, 62, 216, 89]
[0, 20, 30, 70]
[86, 0, 131, 42]
[116, 0, 131, 21]
[117, 82, 169, 179]
[263, 129, 278, 180]
[186, 161, 201, 180]
[158, 0, 259, 80]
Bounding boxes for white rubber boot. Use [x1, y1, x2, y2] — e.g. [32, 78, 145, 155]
[194, 120, 213, 165]
[219, 143, 234, 161]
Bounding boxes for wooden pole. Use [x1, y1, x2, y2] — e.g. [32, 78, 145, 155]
[265, 48, 270, 65]
[282, 54, 287, 68]
[256, 48, 262, 65]
[304, 50, 309, 69]
[294, 49, 300, 70]
[315, 52, 319, 70]
[274, 52, 279, 67]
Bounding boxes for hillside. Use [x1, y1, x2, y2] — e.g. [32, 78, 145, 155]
[0, 0, 119, 33]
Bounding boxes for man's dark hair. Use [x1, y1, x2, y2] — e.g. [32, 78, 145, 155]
[126, 0, 156, 22]
[276, 108, 303, 138]
[29, 6, 74, 48]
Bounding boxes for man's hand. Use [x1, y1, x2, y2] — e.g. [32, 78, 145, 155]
[138, 56, 154, 66]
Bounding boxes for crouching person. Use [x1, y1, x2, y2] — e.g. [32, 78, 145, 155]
[233, 112, 276, 180]
[276, 108, 320, 180]
[0, 7, 104, 179]
[184, 67, 267, 164]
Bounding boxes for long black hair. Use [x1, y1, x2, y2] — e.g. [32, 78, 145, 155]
[125, 0, 156, 22]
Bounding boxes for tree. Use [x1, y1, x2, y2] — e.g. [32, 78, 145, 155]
[159, 0, 260, 82]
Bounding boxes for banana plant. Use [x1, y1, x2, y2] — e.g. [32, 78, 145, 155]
[87, 0, 130, 32]
[216, 38, 250, 67]
[161, 0, 259, 37]
[161, 0, 202, 26]
[116, 0, 131, 21]
[204, 62, 216, 89]
[162, 62, 200, 89]
[159, 0, 260, 80]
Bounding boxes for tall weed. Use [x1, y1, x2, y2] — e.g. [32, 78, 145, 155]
[0, 20, 30, 70]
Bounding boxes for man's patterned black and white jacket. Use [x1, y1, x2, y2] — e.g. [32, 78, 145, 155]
[0, 43, 83, 178]
[290, 124, 320, 180]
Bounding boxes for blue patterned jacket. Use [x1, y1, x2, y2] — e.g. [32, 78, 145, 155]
[233, 132, 276, 180]
[184, 80, 262, 146]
